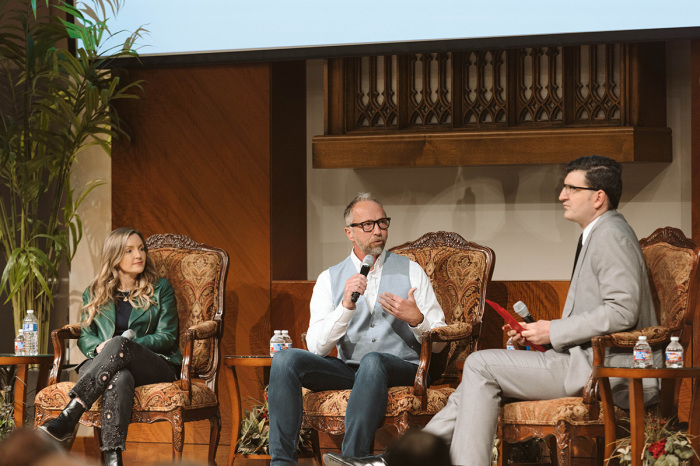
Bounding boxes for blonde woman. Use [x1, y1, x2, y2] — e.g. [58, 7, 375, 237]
[38, 228, 181, 466]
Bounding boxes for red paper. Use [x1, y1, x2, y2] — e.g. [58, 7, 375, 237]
[485, 299, 546, 352]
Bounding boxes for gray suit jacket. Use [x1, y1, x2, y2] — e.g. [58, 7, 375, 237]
[549, 210, 659, 407]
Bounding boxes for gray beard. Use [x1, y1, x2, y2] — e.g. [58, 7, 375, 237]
[364, 244, 384, 256]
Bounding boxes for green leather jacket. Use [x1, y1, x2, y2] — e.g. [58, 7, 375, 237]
[77, 277, 183, 366]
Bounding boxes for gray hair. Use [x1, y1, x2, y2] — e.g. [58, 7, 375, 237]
[343, 192, 384, 226]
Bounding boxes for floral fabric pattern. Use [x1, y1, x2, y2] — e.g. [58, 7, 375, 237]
[502, 397, 626, 426]
[392, 245, 487, 379]
[149, 248, 224, 375]
[302, 386, 455, 418]
[36, 379, 217, 414]
[641, 243, 693, 329]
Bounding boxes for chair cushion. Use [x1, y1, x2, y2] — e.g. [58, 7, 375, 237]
[642, 242, 693, 329]
[150, 247, 225, 375]
[302, 386, 455, 417]
[502, 397, 625, 426]
[36, 380, 218, 413]
[394, 246, 488, 379]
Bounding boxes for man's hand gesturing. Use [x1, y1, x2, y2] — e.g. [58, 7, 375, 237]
[379, 288, 424, 327]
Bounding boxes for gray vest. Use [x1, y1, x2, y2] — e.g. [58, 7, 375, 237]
[329, 252, 420, 365]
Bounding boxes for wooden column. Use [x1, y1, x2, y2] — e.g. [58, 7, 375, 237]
[112, 61, 306, 464]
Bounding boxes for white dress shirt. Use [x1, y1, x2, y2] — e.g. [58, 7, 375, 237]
[306, 249, 447, 357]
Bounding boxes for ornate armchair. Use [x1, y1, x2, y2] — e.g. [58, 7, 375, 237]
[301, 231, 495, 459]
[34, 234, 229, 465]
[499, 227, 699, 465]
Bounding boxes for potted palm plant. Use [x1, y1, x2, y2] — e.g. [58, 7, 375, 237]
[0, 0, 143, 351]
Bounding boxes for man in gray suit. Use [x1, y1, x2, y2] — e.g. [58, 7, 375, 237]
[324, 155, 658, 466]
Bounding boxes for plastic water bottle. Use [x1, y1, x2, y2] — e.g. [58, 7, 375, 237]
[506, 336, 516, 350]
[281, 330, 293, 350]
[633, 335, 652, 368]
[14, 329, 25, 356]
[22, 309, 39, 356]
[269, 330, 284, 357]
[665, 336, 684, 368]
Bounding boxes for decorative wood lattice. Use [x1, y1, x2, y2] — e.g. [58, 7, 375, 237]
[316, 42, 669, 167]
[339, 44, 631, 133]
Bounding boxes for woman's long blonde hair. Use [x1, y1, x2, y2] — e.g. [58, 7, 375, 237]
[82, 228, 160, 326]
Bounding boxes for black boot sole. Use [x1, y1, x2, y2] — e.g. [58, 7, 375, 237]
[37, 423, 79, 451]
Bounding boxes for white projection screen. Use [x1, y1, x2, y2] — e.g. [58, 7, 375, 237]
[95, 0, 700, 65]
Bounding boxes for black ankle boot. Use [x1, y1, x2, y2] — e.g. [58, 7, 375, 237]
[37, 398, 85, 449]
[103, 449, 123, 466]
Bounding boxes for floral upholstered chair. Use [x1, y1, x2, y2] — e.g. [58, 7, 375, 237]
[498, 227, 700, 465]
[301, 231, 495, 461]
[34, 234, 229, 465]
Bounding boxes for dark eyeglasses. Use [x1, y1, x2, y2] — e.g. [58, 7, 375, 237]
[562, 184, 598, 195]
[349, 217, 391, 232]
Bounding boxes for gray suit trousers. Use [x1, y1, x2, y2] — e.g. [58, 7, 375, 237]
[423, 349, 574, 465]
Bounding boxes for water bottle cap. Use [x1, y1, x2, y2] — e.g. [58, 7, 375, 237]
[274, 330, 281, 334]
[27, 309, 34, 314]
[638, 336, 647, 340]
[282, 330, 288, 334]
[671, 336, 679, 341]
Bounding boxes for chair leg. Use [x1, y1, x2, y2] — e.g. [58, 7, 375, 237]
[595, 436, 605, 465]
[554, 422, 572, 466]
[545, 435, 558, 466]
[496, 424, 504, 466]
[94, 426, 103, 451]
[310, 429, 323, 466]
[171, 416, 184, 461]
[208, 411, 221, 466]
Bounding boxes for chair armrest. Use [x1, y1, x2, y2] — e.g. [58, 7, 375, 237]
[605, 326, 671, 348]
[49, 324, 82, 385]
[413, 322, 478, 409]
[188, 320, 218, 340]
[582, 326, 672, 419]
[592, 326, 671, 366]
[179, 321, 219, 392]
[425, 322, 475, 343]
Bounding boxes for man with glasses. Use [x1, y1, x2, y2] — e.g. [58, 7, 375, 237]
[268, 193, 446, 466]
[328, 156, 659, 466]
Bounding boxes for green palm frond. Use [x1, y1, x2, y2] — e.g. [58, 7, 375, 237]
[0, 0, 144, 352]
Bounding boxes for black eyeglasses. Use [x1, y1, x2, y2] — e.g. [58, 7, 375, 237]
[349, 217, 391, 232]
[562, 184, 598, 195]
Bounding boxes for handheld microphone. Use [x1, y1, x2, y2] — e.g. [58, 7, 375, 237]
[513, 301, 553, 350]
[122, 329, 136, 340]
[351, 255, 375, 303]
[513, 301, 535, 323]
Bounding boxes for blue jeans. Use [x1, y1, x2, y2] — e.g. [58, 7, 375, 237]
[268, 348, 418, 465]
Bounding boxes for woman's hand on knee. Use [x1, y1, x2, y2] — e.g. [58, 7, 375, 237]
[96, 338, 112, 354]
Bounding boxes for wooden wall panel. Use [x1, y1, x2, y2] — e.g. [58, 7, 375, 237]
[692, 40, 700, 244]
[482, 281, 570, 350]
[111, 61, 306, 460]
[271, 280, 570, 353]
[691, 39, 700, 427]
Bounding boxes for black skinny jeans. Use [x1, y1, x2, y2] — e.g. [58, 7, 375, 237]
[71, 336, 179, 451]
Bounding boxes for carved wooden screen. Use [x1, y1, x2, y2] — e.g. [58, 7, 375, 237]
[318, 42, 668, 167]
[337, 44, 633, 133]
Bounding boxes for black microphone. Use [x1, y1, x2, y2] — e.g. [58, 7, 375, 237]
[513, 301, 535, 323]
[351, 255, 375, 303]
